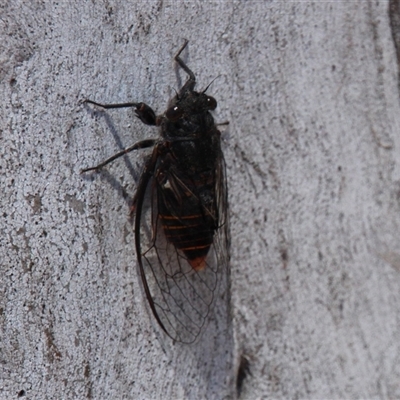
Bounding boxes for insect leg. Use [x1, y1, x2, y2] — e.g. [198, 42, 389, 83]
[84, 99, 157, 126]
[81, 139, 156, 173]
[84, 99, 141, 109]
[175, 40, 196, 93]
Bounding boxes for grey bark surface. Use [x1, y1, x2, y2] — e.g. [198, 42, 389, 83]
[2, 1, 400, 399]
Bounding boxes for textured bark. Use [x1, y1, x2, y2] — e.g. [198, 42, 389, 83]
[2, 1, 400, 399]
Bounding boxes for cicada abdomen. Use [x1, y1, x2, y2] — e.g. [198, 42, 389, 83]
[158, 160, 220, 272]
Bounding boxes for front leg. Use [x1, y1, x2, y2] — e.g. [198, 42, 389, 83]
[84, 99, 157, 126]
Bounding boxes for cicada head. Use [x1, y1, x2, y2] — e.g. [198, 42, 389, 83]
[163, 90, 218, 139]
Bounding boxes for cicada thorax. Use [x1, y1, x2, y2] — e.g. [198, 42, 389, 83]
[156, 137, 219, 271]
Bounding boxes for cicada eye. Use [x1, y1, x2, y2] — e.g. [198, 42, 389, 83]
[206, 96, 217, 110]
[166, 105, 184, 121]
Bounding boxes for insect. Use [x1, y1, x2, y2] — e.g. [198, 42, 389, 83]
[82, 41, 229, 343]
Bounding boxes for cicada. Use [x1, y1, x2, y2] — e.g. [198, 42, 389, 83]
[82, 41, 229, 343]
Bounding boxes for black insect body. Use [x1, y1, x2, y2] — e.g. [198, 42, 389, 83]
[82, 41, 229, 343]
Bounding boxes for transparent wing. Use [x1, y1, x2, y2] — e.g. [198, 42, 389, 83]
[135, 153, 229, 344]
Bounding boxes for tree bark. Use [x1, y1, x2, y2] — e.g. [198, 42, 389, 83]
[2, 1, 400, 399]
